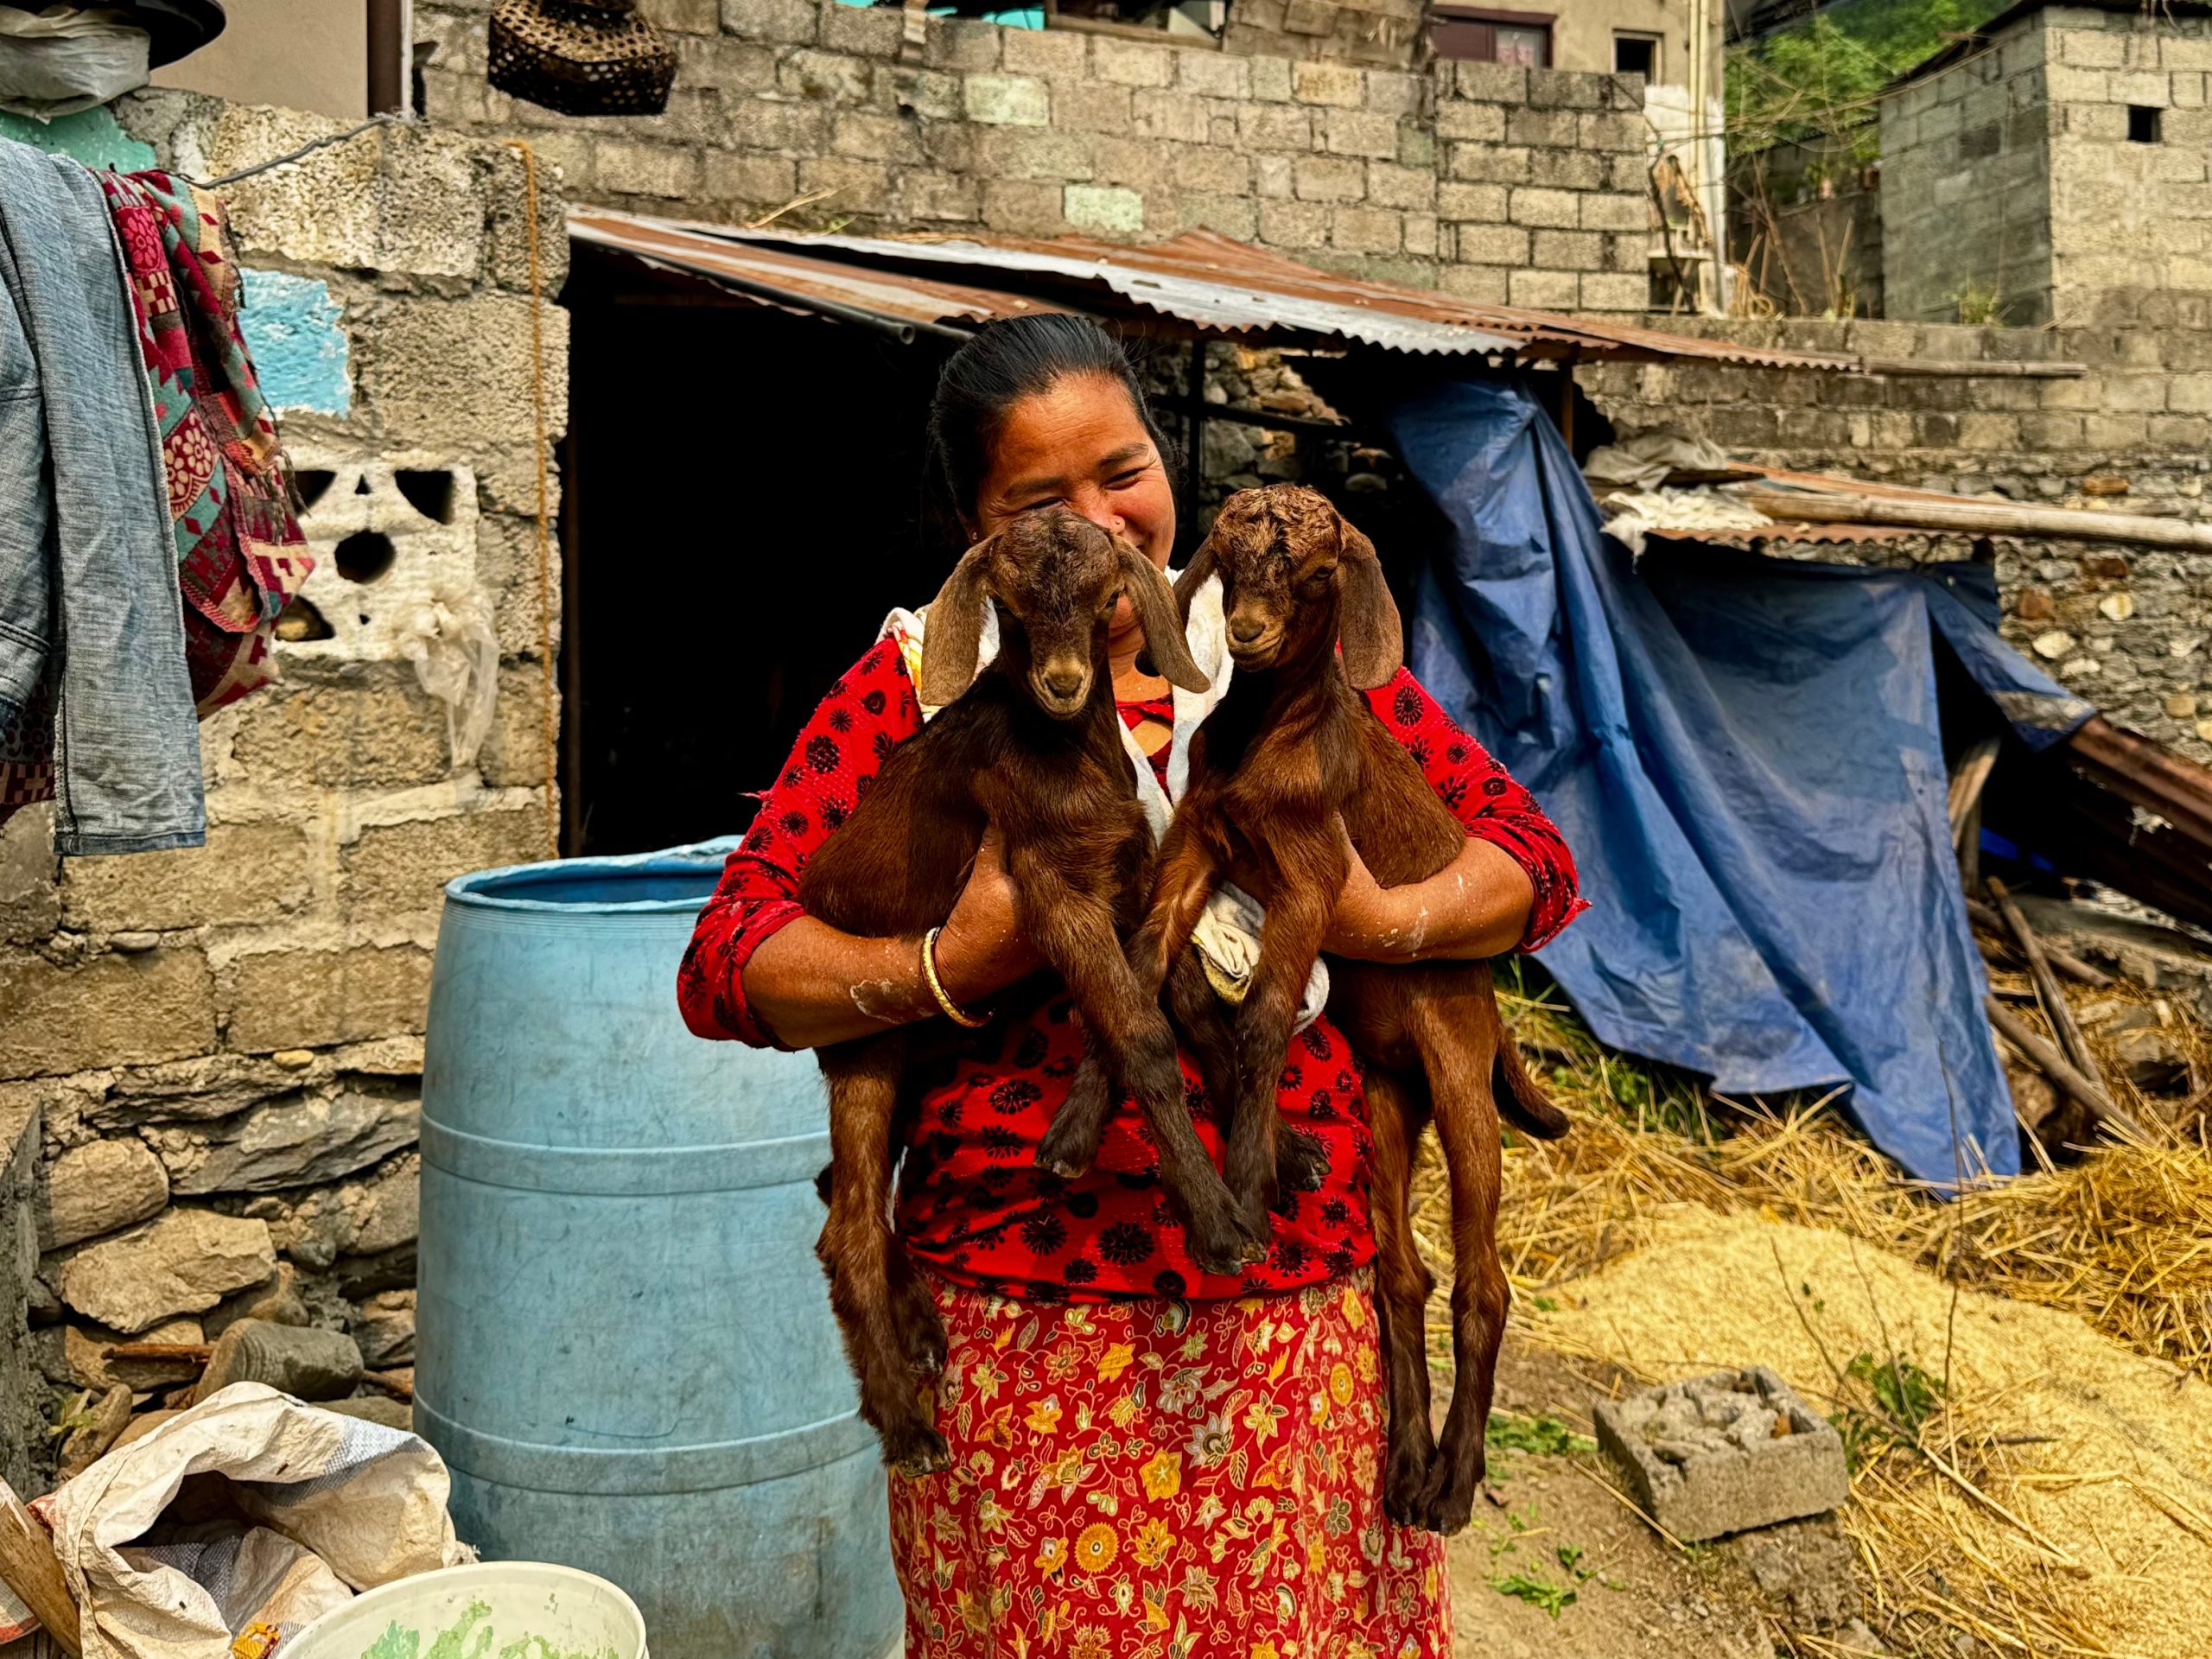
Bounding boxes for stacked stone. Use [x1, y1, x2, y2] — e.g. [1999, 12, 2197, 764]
[415, 0, 1651, 310]
[0, 94, 569, 1482]
[1219, 0, 1426, 72]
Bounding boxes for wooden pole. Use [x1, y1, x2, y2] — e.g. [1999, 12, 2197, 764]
[1986, 877, 2104, 1088]
[1740, 486, 2212, 551]
[1963, 898, 2111, 987]
[0, 1482, 80, 1659]
[1986, 998, 2145, 1141]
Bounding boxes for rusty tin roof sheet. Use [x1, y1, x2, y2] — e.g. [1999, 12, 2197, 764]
[573, 209, 1859, 370]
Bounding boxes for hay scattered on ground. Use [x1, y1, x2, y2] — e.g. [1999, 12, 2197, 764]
[1402, 970, 2212, 1657]
[1526, 1207, 2212, 1659]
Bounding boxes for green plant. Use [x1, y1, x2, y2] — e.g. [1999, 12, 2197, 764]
[1486, 1410, 1599, 1459]
[1490, 1571, 1578, 1618]
[1948, 278, 2005, 324]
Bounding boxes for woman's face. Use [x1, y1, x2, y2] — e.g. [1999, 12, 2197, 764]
[968, 372, 1177, 581]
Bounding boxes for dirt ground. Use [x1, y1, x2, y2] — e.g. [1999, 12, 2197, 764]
[1441, 1343, 1870, 1659]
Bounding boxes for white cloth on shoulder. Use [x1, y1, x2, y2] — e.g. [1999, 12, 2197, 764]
[880, 569, 1328, 1030]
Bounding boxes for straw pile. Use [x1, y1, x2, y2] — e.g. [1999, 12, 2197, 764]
[1526, 1207, 2212, 1659]
[1405, 971, 2212, 1656]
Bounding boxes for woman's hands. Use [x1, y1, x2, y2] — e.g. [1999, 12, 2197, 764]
[931, 823, 1046, 1008]
[1320, 828, 1535, 963]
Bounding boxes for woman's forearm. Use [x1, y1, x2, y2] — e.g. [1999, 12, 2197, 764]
[1326, 836, 1535, 964]
[741, 917, 939, 1049]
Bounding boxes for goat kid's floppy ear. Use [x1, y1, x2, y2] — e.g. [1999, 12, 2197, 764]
[1171, 532, 1218, 630]
[1118, 540, 1210, 695]
[1333, 515, 1402, 690]
[918, 537, 995, 706]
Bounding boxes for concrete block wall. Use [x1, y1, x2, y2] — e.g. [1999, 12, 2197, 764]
[1882, 7, 2212, 327]
[1580, 316, 2212, 764]
[0, 93, 567, 1450]
[1878, 13, 2053, 325]
[1220, 0, 1425, 72]
[413, 0, 1653, 310]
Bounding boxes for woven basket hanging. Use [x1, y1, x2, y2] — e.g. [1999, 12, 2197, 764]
[487, 0, 676, 118]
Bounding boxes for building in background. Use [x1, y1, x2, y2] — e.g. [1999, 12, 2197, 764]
[148, 0, 412, 119]
[1882, 0, 2212, 327]
[1425, 0, 1728, 311]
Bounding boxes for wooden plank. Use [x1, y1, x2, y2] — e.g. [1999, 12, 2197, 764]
[1740, 486, 2212, 550]
[0, 1482, 80, 1659]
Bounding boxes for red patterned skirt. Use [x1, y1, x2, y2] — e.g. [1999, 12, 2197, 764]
[888, 1271, 1451, 1659]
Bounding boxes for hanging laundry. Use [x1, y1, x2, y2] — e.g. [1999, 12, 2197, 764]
[0, 136, 202, 855]
[96, 168, 313, 713]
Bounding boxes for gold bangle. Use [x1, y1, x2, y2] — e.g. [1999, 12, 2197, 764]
[921, 925, 989, 1028]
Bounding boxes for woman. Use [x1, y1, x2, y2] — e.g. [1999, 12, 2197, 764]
[678, 316, 1582, 1658]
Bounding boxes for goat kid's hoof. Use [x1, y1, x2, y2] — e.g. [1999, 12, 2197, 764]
[884, 1426, 954, 1479]
[1033, 1119, 1098, 1182]
[1416, 1458, 1482, 1536]
[1274, 1129, 1331, 1199]
[893, 1294, 949, 1376]
[1383, 1449, 1433, 1529]
[1184, 1209, 1266, 1279]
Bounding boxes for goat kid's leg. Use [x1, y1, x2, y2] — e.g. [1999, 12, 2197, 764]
[1166, 949, 1326, 1206]
[1407, 998, 1509, 1535]
[1014, 855, 1259, 1277]
[1360, 1061, 1440, 1527]
[1035, 823, 1219, 1181]
[817, 1041, 949, 1478]
[1222, 876, 1335, 1249]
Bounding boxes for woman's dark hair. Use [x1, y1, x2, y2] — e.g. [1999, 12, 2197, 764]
[923, 315, 1178, 555]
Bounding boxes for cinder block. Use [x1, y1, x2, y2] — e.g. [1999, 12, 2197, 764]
[1293, 153, 1366, 201]
[964, 73, 1050, 127]
[1330, 203, 1401, 252]
[1526, 67, 1602, 110]
[1508, 185, 1580, 227]
[1001, 26, 1086, 79]
[718, 0, 817, 44]
[1063, 183, 1145, 236]
[1091, 36, 1174, 87]
[1257, 196, 1331, 249]
[1173, 145, 1252, 195]
[1319, 107, 1399, 158]
[1291, 60, 1363, 107]
[820, 1, 901, 55]
[1532, 228, 1602, 269]
[340, 810, 550, 922]
[1237, 102, 1313, 151]
[1577, 272, 1651, 313]
[1129, 88, 1205, 143]
[981, 177, 1065, 237]
[62, 823, 312, 933]
[1594, 1369, 1849, 1544]
[778, 47, 874, 105]
[1452, 61, 1525, 104]
[0, 947, 215, 1077]
[1507, 267, 1580, 308]
[595, 140, 700, 199]
[1436, 99, 1505, 142]
[223, 945, 435, 1053]
[1176, 49, 1249, 99]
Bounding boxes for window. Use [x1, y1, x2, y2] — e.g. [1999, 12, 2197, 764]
[2129, 104, 2162, 143]
[1430, 7, 1553, 66]
[1613, 31, 1659, 79]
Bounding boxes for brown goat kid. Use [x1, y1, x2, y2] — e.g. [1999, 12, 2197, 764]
[1065, 485, 1567, 1535]
[796, 507, 1262, 1477]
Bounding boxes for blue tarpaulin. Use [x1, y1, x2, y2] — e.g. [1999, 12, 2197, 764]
[1385, 376, 2096, 1185]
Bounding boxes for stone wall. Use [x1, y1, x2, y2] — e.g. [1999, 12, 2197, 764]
[1881, 6, 2212, 327]
[1580, 315, 2212, 765]
[0, 94, 567, 1470]
[414, 0, 1653, 310]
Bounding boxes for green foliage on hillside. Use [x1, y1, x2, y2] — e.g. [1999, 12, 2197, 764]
[1728, 0, 2012, 153]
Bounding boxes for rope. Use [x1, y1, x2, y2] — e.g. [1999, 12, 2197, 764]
[505, 139, 562, 862]
[200, 113, 410, 188]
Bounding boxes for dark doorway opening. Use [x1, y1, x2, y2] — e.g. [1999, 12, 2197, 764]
[559, 248, 957, 856]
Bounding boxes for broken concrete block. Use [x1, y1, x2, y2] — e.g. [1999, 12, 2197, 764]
[193, 1319, 363, 1405]
[1593, 1367, 1848, 1543]
[41, 1138, 169, 1249]
[352, 1289, 416, 1368]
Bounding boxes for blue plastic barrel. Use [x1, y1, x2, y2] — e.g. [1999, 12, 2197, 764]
[415, 842, 901, 1659]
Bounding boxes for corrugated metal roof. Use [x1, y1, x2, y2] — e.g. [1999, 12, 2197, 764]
[572, 208, 1859, 371]
[569, 210, 1077, 341]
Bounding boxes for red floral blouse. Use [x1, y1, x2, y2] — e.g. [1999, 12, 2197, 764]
[677, 637, 1584, 1304]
